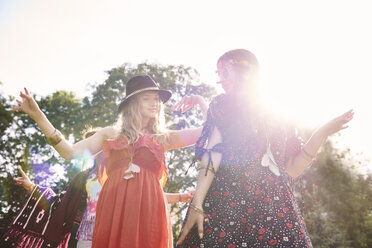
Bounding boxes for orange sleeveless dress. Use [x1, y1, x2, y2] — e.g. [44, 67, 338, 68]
[91, 135, 172, 248]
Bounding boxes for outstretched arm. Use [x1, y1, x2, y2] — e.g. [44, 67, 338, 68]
[166, 95, 208, 150]
[13, 88, 115, 160]
[286, 109, 354, 178]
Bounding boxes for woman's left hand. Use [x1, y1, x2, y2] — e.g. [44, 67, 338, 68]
[172, 95, 206, 113]
[317, 109, 354, 137]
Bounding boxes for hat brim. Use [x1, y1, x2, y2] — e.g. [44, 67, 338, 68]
[117, 89, 172, 113]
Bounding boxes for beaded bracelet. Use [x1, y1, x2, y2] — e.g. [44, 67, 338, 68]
[45, 129, 63, 146]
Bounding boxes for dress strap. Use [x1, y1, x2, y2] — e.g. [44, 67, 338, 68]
[185, 143, 223, 176]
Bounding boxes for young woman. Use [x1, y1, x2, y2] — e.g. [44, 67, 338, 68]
[12, 151, 194, 248]
[176, 49, 354, 247]
[13, 74, 208, 248]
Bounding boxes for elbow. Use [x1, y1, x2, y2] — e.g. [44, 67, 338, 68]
[285, 160, 302, 179]
[62, 154, 73, 161]
[60, 149, 74, 160]
[286, 169, 301, 179]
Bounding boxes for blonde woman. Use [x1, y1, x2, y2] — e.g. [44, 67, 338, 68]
[13, 75, 208, 248]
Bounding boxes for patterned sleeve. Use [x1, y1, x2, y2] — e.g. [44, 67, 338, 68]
[194, 95, 220, 158]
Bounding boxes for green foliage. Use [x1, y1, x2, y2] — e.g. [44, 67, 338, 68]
[1, 63, 371, 247]
[298, 140, 372, 248]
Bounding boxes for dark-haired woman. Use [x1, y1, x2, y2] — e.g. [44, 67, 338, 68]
[177, 49, 354, 247]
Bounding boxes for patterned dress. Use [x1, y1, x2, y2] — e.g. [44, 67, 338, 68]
[179, 94, 312, 248]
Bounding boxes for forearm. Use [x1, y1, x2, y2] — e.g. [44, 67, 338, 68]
[191, 150, 222, 207]
[191, 170, 215, 208]
[31, 110, 75, 160]
[165, 193, 181, 204]
[286, 129, 327, 178]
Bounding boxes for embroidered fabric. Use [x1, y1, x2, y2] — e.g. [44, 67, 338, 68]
[99, 134, 168, 187]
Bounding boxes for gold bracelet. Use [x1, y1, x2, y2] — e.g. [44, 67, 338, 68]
[190, 204, 205, 216]
[28, 183, 36, 193]
[45, 129, 64, 146]
[301, 147, 315, 162]
[196, 165, 215, 174]
[190, 204, 209, 222]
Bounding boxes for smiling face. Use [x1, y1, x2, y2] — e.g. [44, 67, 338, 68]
[137, 91, 161, 120]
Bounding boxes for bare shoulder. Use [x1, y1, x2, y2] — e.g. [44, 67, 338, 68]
[100, 126, 120, 140]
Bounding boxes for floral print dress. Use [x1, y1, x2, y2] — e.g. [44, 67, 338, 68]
[179, 94, 312, 248]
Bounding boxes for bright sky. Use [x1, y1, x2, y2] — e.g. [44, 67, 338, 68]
[0, 0, 371, 172]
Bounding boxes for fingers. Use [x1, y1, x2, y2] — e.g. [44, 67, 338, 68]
[341, 109, 354, 119]
[12, 106, 21, 111]
[14, 177, 23, 182]
[14, 178, 24, 185]
[20, 91, 29, 99]
[173, 95, 196, 113]
[24, 87, 30, 95]
[176, 223, 191, 245]
[197, 217, 204, 239]
[19, 167, 27, 177]
[340, 125, 349, 130]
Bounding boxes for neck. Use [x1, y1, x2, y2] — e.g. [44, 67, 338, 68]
[141, 117, 150, 131]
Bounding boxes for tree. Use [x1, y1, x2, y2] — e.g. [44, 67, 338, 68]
[298, 139, 372, 248]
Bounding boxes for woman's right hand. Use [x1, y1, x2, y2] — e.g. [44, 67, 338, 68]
[12, 88, 42, 119]
[176, 206, 205, 245]
[14, 167, 35, 193]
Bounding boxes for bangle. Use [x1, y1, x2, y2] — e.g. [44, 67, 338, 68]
[190, 204, 209, 222]
[301, 147, 315, 162]
[45, 129, 63, 146]
[196, 165, 215, 174]
[179, 193, 182, 202]
[28, 183, 36, 193]
[190, 204, 205, 216]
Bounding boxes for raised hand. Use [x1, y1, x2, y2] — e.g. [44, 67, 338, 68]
[12, 88, 41, 119]
[13, 167, 35, 193]
[318, 109, 354, 137]
[172, 95, 206, 114]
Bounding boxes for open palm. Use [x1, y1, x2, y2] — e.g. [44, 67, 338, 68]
[12, 88, 41, 118]
[319, 109, 354, 136]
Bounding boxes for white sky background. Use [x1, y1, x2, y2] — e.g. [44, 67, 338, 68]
[0, 0, 371, 172]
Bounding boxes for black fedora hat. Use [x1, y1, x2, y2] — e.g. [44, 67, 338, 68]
[117, 75, 172, 113]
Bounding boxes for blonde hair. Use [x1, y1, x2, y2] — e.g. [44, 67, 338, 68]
[115, 94, 169, 147]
